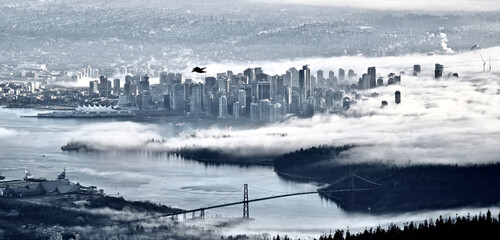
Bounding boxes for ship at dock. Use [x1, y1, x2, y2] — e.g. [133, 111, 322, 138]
[1, 169, 103, 198]
[23, 104, 135, 118]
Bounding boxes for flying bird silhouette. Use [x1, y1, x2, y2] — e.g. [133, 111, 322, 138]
[192, 67, 206, 73]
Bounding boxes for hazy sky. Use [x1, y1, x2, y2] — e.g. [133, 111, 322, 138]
[256, 0, 500, 11]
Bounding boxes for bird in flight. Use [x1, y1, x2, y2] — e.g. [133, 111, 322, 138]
[192, 67, 206, 73]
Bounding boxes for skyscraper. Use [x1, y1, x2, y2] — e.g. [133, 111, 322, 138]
[138, 75, 150, 94]
[113, 78, 120, 94]
[338, 68, 345, 83]
[254, 67, 263, 76]
[123, 78, 131, 96]
[348, 69, 356, 81]
[174, 73, 182, 84]
[243, 68, 255, 83]
[435, 64, 444, 78]
[250, 103, 260, 121]
[172, 84, 186, 111]
[98, 76, 111, 97]
[368, 67, 376, 88]
[238, 89, 246, 112]
[377, 77, 384, 87]
[89, 80, 99, 95]
[413, 65, 421, 76]
[219, 95, 228, 118]
[190, 83, 203, 115]
[358, 73, 370, 90]
[299, 65, 311, 100]
[232, 102, 240, 119]
[160, 71, 168, 85]
[257, 81, 271, 100]
[317, 70, 324, 82]
[276, 75, 284, 98]
[395, 91, 401, 104]
[342, 97, 351, 110]
[325, 89, 334, 108]
[204, 77, 216, 93]
[328, 70, 336, 87]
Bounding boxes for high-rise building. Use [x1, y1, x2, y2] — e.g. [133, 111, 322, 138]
[218, 77, 229, 93]
[254, 67, 263, 76]
[123, 79, 131, 96]
[141, 94, 152, 109]
[250, 103, 260, 121]
[190, 83, 203, 115]
[377, 77, 384, 87]
[238, 89, 246, 112]
[160, 71, 168, 85]
[232, 102, 240, 119]
[317, 70, 324, 82]
[163, 94, 171, 109]
[413, 65, 421, 76]
[259, 99, 271, 122]
[342, 97, 351, 110]
[174, 73, 183, 84]
[203, 92, 213, 116]
[98, 76, 111, 97]
[299, 65, 311, 100]
[290, 89, 301, 114]
[348, 69, 356, 81]
[325, 89, 334, 108]
[395, 91, 401, 104]
[113, 78, 120, 94]
[328, 71, 337, 87]
[358, 73, 370, 90]
[244, 85, 252, 115]
[368, 67, 376, 88]
[172, 84, 186, 111]
[129, 84, 137, 96]
[167, 73, 175, 85]
[276, 76, 284, 97]
[338, 68, 345, 83]
[243, 68, 255, 83]
[289, 67, 299, 87]
[257, 81, 271, 100]
[333, 90, 344, 102]
[435, 64, 444, 78]
[138, 75, 150, 94]
[204, 77, 216, 93]
[89, 80, 99, 95]
[285, 70, 292, 87]
[218, 95, 228, 118]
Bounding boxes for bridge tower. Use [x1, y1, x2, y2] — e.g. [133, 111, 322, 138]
[243, 184, 249, 218]
[350, 173, 355, 206]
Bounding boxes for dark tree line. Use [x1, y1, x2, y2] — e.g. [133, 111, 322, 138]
[273, 145, 500, 212]
[317, 210, 500, 240]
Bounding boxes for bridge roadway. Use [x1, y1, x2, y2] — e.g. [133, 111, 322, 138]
[136, 187, 377, 221]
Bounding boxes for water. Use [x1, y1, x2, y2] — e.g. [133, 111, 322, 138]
[0, 107, 497, 238]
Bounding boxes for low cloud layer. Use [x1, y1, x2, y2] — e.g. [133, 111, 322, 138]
[67, 122, 161, 151]
[0, 127, 19, 138]
[69, 47, 500, 165]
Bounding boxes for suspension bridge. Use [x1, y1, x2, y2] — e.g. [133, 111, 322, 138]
[124, 173, 381, 225]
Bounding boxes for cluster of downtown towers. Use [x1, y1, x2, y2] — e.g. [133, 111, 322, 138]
[89, 64, 421, 122]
